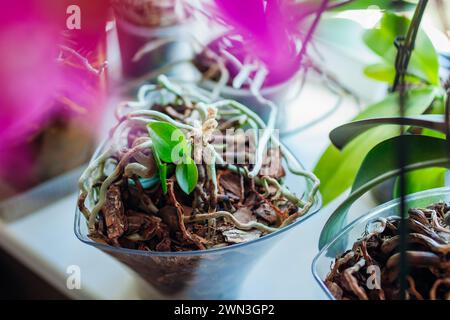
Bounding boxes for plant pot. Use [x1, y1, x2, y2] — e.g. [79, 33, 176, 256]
[115, 17, 196, 79]
[75, 142, 321, 299]
[370, 177, 396, 204]
[312, 187, 450, 300]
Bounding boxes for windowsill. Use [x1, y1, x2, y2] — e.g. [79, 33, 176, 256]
[0, 15, 398, 299]
[0, 75, 379, 299]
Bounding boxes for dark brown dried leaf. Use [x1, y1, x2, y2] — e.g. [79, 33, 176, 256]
[102, 185, 127, 239]
[233, 207, 256, 224]
[219, 170, 242, 197]
[254, 203, 278, 224]
[260, 148, 285, 178]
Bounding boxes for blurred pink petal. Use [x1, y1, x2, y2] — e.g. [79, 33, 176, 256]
[0, 1, 107, 193]
[213, 0, 300, 84]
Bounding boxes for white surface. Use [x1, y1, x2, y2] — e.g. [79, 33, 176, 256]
[0, 194, 144, 299]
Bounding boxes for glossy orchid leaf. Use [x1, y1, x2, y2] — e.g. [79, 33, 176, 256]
[319, 135, 449, 249]
[363, 12, 439, 85]
[392, 167, 447, 199]
[330, 114, 446, 149]
[314, 86, 439, 205]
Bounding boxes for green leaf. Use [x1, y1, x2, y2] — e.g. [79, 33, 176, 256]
[152, 145, 168, 194]
[331, 0, 416, 11]
[420, 127, 446, 139]
[363, 12, 439, 85]
[363, 63, 396, 82]
[428, 94, 447, 114]
[330, 114, 446, 149]
[148, 121, 187, 163]
[318, 135, 449, 249]
[363, 63, 423, 83]
[175, 157, 198, 194]
[353, 86, 438, 120]
[314, 86, 438, 205]
[392, 167, 446, 198]
[297, 0, 413, 13]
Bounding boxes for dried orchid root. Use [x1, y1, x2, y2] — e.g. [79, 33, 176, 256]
[325, 202, 450, 300]
[126, 31, 268, 101]
[77, 76, 319, 251]
[58, 45, 107, 76]
[87, 140, 153, 230]
[184, 211, 278, 233]
[222, 164, 319, 224]
[121, 110, 196, 131]
[430, 278, 450, 300]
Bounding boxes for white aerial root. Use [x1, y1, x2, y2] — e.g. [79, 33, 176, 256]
[184, 211, 278, 233]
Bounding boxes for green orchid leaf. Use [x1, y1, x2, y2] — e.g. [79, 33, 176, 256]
[363, 63, 423, 83]
[428, 94, 447, 114]
[420, 127, 447, 139]
[318, 135, 449, 249]
[363, 63, 395, 82]
[330, 114, 446, 149]
[352, 86, 439, 121]
[331, 0, 416, 11]
[175, 157, 198, 194]
[314, 86, 438, 205]
[148, 121, 197, 194]
[392, 167, 446, 198]
[148, 121, 187, 163]
[152, 145, 168, 194]
[363, 12, 439, 85]
[296, 0, 414, 12]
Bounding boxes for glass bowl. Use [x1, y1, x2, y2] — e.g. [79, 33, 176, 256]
[312, 187, 450, 300]
[115, 15, 197, 79]
[199, 72, 301, 129]
[75, 141, 321, 299]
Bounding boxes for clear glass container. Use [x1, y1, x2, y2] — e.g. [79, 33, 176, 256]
[312, 187, 450, 300]
[75, 141, 321, 299]
[115, 17, 196, 79]
[200, 73, 301, 128]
